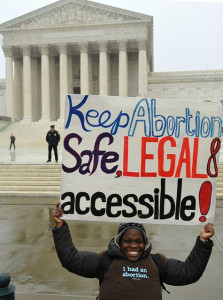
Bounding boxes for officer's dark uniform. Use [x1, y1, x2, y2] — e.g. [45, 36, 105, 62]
[46, 125, 60, 162]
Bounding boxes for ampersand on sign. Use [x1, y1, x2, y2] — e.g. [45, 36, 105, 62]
[207, 137, 221, 177]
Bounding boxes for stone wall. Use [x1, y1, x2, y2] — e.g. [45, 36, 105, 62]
[148, 70, 223, 103]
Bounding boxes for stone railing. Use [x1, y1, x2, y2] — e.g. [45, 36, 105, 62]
[149, 69, 223, 77]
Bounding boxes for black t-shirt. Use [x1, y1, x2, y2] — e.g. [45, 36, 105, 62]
[99, 255, 167, 300]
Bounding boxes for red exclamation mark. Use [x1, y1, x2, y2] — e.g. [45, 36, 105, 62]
[199, 181, 212, 222]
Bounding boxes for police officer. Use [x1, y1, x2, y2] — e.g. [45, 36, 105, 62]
[46, 125, 60, 162]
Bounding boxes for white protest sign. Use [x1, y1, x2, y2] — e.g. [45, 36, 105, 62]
[61, 95, 222, 225]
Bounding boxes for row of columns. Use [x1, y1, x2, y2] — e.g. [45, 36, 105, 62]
[3, 39, 149, 121]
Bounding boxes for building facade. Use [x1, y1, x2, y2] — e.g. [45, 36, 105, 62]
[148, 70, 223, 102]
[0, 0, 153, 121]
[0, 0, 222, 122]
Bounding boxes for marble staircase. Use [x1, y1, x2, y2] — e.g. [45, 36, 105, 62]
[217, 164, 223, 202]
[0, 164, 61, 197]
[0, 163, 223, 202]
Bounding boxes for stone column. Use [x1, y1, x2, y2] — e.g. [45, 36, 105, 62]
[49, 56, 57, 120]
[22, 46, 32, 121]
[138, 39, 148, 97]
[14, 58, 23, 120]
[79, 42, 89, 94]
[58, 44, 68, 119]
[68, 55, 73, 94]
[88, 54, 92, 94]
[3, 46, 14, 119]
[40, 45, 50, 120]
[98, 41, 108, 95]
[118, 40, 128, 97]
[31, 58, 40, 121]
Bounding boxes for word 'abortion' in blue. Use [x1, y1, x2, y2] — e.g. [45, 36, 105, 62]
[65, 95, 222, 138]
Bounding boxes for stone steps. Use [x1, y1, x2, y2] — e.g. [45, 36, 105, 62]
[0, 191, 60, 197]
[0, 176, 61, 180]
[0, 181, 60, 186]
[0, 186, 60, 191]
[215, 163, 223, 201]
[0, 164, 62, 197]
[0, 163, 223, 200]
[0, 164, 61, 169]
[0, 173, 61, 177]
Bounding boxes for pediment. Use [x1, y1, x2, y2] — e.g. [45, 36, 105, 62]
[0, 0, 152, 30]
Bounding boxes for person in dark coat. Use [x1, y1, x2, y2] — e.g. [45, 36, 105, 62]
[46, 125, 60, 162]
[9, 134, 16, 150]
[52, 204, 214, 300]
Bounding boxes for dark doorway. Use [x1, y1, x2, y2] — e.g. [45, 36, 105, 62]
[73, 87, 80, 94]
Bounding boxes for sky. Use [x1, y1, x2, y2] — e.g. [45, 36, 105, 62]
[0, 0, 223, 78]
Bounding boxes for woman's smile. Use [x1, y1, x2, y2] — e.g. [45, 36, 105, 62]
[119, 229, 145, 261]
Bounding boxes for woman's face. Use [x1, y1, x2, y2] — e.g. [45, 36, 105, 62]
[119, 228, 145, 261]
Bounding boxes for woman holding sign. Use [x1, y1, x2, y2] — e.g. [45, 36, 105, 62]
[52, 204, 214, 300]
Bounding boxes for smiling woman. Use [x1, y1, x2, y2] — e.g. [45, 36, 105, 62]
[52, 205, 215, 300]
[117, 227, 146, 261]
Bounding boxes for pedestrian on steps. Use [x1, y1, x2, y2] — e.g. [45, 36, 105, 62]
[9, 134, 16, 150]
